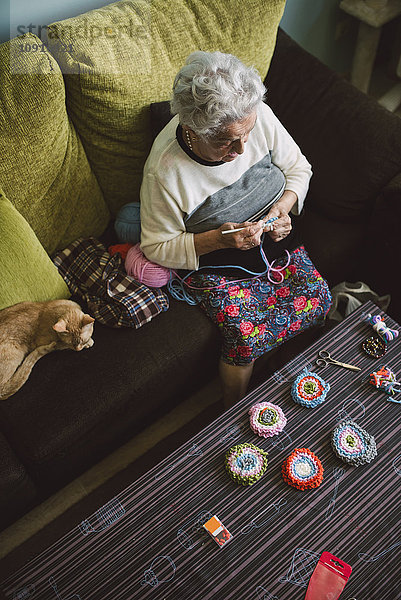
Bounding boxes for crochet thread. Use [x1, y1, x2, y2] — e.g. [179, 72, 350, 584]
[369, 366, 401, 400]
[248, 402, 287, 438]
[167, 247, 292, 305]
[291, 368, 330, 408]
[331, 419, 377, 466]
[282, 448, 323, 490]
[125, 244, 171, 288]
[114, 202, 141, 244]
[363, 313, 399, 342]
[225, 443, 268, 486]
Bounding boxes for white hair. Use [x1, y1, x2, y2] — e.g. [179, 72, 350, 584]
[170, 50, 266, 139]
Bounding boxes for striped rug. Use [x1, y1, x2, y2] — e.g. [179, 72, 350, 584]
[2, 301, 400, 600]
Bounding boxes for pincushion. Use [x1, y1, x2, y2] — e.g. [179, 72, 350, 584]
[282, 448, 323, 490]
[291, 368, 330, 408]
[225, 443, 268, 486]
[331, 420, 377, 466]
[248, 401, 287, 438]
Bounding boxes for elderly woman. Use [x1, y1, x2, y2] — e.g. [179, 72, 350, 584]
[140, 51, 331, 407]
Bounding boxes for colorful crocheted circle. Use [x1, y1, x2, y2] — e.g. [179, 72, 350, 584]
[248, 402, 287, 438]
[225, 443, 268, 486]
[291, 368, 330, 408]
[282, 448, 324, 490]
[332, 419, 377, 466]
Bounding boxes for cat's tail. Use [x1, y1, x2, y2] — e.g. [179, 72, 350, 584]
[0, 342, 56, 400]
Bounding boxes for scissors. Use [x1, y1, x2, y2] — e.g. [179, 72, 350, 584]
[316, 350, 361, 372]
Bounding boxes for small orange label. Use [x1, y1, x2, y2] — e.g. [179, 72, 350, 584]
[204, 516, 221, 535]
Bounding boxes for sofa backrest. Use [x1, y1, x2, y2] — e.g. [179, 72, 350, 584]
[46, 0, 286, 215]
[265, 29, 401, 223]
[0, 34, 109, 254]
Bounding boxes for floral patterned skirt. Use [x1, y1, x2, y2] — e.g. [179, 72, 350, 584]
[189, 246, 332, 366]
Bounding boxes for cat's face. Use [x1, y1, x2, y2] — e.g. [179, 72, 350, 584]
[53, 313, 95, 351]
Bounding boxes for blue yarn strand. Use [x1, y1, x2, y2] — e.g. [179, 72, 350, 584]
[167, 275, 199, 305]
[167, 234, 290, 306]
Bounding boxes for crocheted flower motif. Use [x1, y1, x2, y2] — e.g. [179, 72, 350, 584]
[249, 402, 287, 438]
[331, 420, 377, 466]
[225, 443, 268, 486]
[282, 448, 324, 490]
[291, 368, 330, 408]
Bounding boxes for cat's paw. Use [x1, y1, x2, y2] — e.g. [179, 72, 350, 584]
[84, 338, 94, 349]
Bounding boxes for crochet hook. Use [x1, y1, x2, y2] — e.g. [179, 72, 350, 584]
[221, 215, 278, 234]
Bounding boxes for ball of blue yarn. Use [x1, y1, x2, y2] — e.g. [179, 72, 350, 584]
[114, 202, 141, 244]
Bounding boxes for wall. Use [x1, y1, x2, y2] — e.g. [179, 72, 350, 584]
[280, 0, 357, 73]
[0, 1, 10, 45]
[1, 0, 356, 74]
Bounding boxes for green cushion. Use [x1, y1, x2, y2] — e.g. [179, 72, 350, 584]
[0, 190, 70, 311]
[0, 33, 110, 254]
[47, 0, 286, 215]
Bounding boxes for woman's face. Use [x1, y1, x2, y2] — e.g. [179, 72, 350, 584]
[186, 111, 257, 163]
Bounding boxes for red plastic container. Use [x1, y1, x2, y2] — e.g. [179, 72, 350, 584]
[305, 551, 352, 599]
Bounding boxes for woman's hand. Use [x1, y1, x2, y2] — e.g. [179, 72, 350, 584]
[194, 220, 265, 257]
[263, 190, 298, 242]
[194, 190, 298, 257]
[218, 220, 265, 250]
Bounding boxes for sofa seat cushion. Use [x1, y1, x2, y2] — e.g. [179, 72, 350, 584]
[0, 298, 220, 491]
[264, 29, 401, 223]
[46, 0, 286, 215]
[0, 190, 70, 310]
[298, 206, 367, 286]
[0, 433, 37, 531]
[0, 33, 110, 254]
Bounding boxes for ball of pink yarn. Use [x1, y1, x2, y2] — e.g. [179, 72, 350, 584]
[125, 243, 170, 287]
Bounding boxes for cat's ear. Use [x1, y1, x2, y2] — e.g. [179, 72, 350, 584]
[53, 319, 68, 333]
[81, 314, 95, 327]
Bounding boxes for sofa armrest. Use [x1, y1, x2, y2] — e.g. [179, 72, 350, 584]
[264, 29, 401, 223]
[359, 172, 401, 321]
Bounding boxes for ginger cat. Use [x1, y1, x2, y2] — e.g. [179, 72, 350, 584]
[0, 299, 95, 400]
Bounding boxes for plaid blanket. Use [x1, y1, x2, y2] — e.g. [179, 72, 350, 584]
[52, 238, 169, 328]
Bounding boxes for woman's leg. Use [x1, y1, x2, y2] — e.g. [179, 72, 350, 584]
[219, 359, 255, 409]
